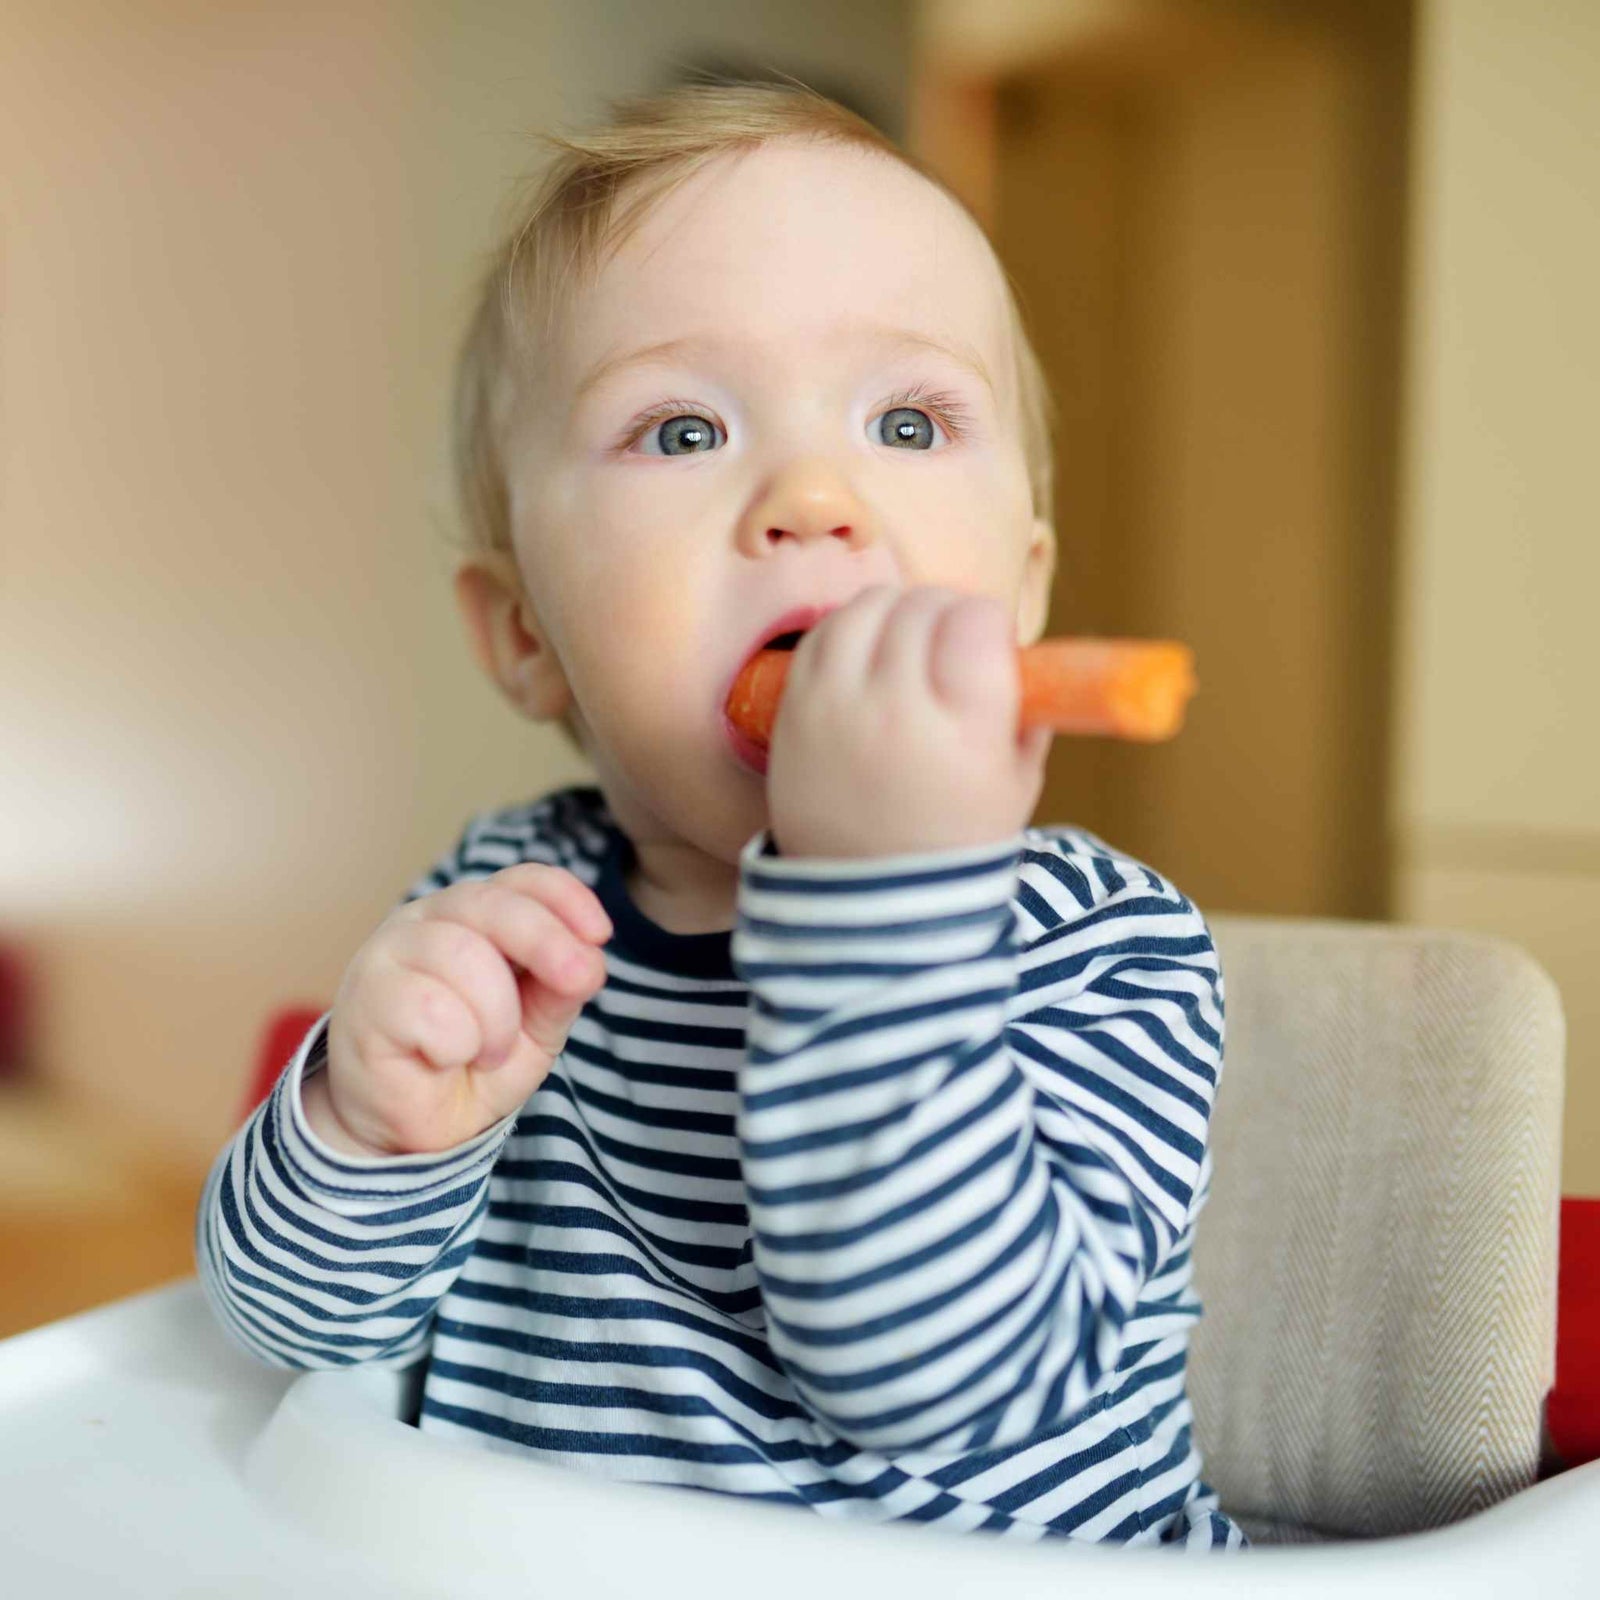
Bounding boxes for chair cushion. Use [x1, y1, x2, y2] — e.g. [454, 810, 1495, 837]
[1187, 916, 1564, 1538]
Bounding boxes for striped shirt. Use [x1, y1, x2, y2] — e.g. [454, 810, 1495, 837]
[197, 783, 1247, 1552]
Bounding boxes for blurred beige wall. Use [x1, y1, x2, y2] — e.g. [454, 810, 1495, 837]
[0, 1, 909, 1167]
[1392, 0, 1600, 1193]
[918, 0, 1599, 1193]
[965, 0, 1409, 927]
[6, 0, 1595, 1205]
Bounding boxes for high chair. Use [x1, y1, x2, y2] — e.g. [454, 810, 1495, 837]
[2, 916, 1595, 1596]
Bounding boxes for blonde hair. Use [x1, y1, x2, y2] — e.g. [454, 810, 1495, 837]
[450, 77, 1056, 570]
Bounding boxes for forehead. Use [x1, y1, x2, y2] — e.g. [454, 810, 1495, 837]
[553, 140, 1013, 401]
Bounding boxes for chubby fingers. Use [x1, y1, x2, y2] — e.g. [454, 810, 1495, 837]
[928, 592, 1019, 719]
[486, 861, 614, 946]
[870, 586, 955, 691]
[384, 866, 612, 1069]
[789, 584, 899, 693]
[841, 585, 1018, 717]
[789, 584, 1021, 729]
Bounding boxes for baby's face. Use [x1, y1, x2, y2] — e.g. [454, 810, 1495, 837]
[504, 138, 1051, 866]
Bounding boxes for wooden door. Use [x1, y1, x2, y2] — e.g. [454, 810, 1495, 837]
[913, 0, 1413, 917]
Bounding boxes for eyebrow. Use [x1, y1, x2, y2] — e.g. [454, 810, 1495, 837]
[571, 321, 997, 406]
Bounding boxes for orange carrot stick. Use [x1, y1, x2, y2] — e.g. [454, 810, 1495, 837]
[726, 638, 1198, 746]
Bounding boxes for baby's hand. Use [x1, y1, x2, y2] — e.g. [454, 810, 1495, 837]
[765, 584, 1053, 860]
[307, 864, 612, 1157]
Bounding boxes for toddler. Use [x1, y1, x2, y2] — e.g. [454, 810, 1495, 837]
[198, 79, 1247, 1553]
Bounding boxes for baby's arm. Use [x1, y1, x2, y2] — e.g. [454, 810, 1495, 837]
[195, 1014, 517, 1369]
[195, 817, 610, 1368]
[731, 830, 1223, 1455]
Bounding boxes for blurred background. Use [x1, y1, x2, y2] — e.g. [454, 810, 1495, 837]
[1, 0, 1595, 1336]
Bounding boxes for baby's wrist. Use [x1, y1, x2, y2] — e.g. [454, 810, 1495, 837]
[299, 1067, 390, 1159]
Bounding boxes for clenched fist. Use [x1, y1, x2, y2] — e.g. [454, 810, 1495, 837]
[303, 863, 613, 1157]
[765, 584, 1054, 860]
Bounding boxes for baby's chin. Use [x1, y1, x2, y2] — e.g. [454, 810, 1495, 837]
[587, 717, 775, 859]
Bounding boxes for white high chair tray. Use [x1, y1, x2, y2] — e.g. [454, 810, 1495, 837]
[1, 1278, 1596, 1598]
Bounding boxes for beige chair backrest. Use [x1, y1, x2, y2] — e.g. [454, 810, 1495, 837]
[1188, 915, 1565, 1544]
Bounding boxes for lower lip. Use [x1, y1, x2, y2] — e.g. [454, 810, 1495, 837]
[723, 714, 769, 776]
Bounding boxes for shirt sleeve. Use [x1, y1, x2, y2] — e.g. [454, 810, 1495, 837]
[194, 811, 524, 1369]
[730, 826, 1225, 1456]
[195, 1011, 520, 1368]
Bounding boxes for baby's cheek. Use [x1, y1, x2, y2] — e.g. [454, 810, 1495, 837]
[879, 468, 1022, 577]
[570, 570, 703, 726]
[908, 534, 1022, 603]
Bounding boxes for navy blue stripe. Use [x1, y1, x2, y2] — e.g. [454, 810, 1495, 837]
[743, 1058, 1021, 1207]
[742, 848, 1017, 896]
[478, 1199, 748, 1281]
[499, 1124, 748, 1228]
[544, 1065, 739, 1143]
[449, 1271, 776, 1370]
[746, 976, 1013, 1071]
[430, 1332, 805, 1427]
[561, 1033, 738, 1094]
[600, 967, 747, 1006]
[738, 905, 1004, 942]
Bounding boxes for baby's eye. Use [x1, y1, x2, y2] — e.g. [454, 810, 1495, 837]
[635, 412, 725, 457]
[874, 406, 945, 451]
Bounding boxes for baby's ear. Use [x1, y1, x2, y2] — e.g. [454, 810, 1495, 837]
[1016, 516, 1056, 646]
[453, 552, 574, 722]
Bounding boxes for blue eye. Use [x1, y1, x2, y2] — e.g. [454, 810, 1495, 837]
[876, 407, 939, 450]
[639, 413, 724, 456]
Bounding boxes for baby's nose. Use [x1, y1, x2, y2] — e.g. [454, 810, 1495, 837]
[737, 459, 875, 556]
[762, 521, 854, 545]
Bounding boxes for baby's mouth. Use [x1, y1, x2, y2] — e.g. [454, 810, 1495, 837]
[720, 614, 825, 776]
